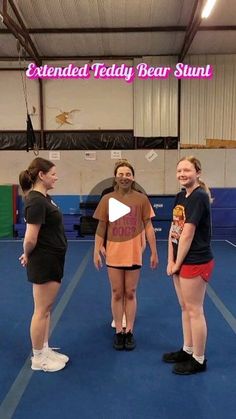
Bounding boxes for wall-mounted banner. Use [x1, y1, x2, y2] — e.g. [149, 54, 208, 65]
[26, 62, 213, 83]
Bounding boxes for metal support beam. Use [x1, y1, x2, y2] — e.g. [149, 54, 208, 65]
[179, 0, 205, 62]
[1, 25, 236, 36]
[1, 0, 44, 150]
[2, 1, 39, 64]
[8, 0, 40, 63]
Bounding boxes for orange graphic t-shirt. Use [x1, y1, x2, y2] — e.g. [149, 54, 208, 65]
[93, 190, 154, 267]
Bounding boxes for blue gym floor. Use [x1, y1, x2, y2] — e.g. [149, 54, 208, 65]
[0, 239, 235, 419]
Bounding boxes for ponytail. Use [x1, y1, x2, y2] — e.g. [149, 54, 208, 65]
[199, 178, 213, 203]
[19, 170, 33, 194]
[19, 157, 55, 195]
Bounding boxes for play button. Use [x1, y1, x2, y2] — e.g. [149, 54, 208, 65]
[108, 198, 131, 222]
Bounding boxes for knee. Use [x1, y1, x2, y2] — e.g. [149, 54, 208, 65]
[34, 305, 53, 319]
[186, 304, 203, 319]
[112, 289, 123, 302]
[125, 289, 136, 300]
[179, 301, 187, 312]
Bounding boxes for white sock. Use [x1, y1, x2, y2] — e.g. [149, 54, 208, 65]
[193, 354, 205, 364]
[183, 345, 193, 355]
[32, 348, 43, 358]
[43, 341, 49, 355]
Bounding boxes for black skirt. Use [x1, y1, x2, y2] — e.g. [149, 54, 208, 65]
[27, 248, 66, 284]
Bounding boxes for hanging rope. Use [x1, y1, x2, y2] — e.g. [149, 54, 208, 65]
[18, 41, 39, 155]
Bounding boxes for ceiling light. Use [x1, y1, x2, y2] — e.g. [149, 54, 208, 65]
[201, 0, 217, 18]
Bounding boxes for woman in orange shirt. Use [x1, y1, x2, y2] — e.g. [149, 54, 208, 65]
[93, 161, 158, 350]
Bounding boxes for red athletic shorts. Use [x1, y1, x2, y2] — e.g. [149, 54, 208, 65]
[180, 259, 214, 282]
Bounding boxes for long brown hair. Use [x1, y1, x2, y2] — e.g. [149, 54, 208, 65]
[114, 160, 135, 176]
[19, 157, 55, 193]
[178, 156, 213, 202]
[113, 159, 136, 190]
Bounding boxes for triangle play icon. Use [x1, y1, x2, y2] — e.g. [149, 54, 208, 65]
[108, 198, 131, 222]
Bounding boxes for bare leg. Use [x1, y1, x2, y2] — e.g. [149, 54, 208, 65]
[173, 274, 193, 347]
[111, 301, 126, 328]
[44, 313, 50, 344]
[107, 268, 125, 333]
[124, 269, 140, 332]
[179, 275, 207, 356]
[31, 282, 60, 350]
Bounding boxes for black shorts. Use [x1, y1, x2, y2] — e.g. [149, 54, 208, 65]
[106, 264, 141, 271]
[27, 248, 66, 284]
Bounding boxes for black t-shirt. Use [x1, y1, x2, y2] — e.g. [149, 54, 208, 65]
[24, 191, 67, 254]
[101, 186, 115, 197]
[170, 187, 213, 264]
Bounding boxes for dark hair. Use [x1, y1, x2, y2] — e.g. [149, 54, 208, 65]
[177, 155, 213, 202]
[19, 157, 55, 193]
[113, 160, 136, 190]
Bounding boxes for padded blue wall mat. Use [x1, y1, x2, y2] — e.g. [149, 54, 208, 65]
[0, 240, 235, 419]
[211, 188, 236, 208]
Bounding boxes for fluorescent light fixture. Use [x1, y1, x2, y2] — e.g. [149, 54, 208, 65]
[201, 0, 217, 18]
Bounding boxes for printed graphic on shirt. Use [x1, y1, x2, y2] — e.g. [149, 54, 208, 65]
[171, 204, 186, 244]
[110, 204, 141, 240]
[94, 193, 154, 266]
[50, 198, 58, 207]
[94, 190, 154, 243]
[77, 176, 153, 241]
[87, 178, 155, 266]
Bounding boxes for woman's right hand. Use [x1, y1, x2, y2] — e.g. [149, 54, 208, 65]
[93, 251, 103, 270]
[100, 246, 106, 258]
[19, 253, 28, 267]
[166, 261, 174, 276]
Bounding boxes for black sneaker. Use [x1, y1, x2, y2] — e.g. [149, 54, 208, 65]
[124, 331, 136, 350]
[172, 357, 207, 375]
[113, 332, 125, 350]
[162, 348, 192, 363]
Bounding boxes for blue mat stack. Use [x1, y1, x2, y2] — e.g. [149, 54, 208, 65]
[211, 188, 236, 239]
[11, 189, 236, 241]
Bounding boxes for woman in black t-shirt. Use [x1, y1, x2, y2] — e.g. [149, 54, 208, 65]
[19, 157, 68, 372]
[162, 156, 214, 375]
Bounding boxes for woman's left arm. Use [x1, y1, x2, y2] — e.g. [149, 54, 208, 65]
[19, 223, 41, 267]
[144, 220, 159, 269]
[171, 223, 196, 273]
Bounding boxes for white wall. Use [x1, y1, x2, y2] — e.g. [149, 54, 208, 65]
[44, 60, 133, 130]
[133, 56, 178, 137]
[0, 149, 235, 195]
[181, 55, 236, 144]
[0, 60, 133, 130]
[0, 71, 39, 130]
[0, 55, 236, 142]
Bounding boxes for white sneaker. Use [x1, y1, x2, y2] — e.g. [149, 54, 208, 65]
[46, 347, 69, 364]
[31, 356, 66, 372]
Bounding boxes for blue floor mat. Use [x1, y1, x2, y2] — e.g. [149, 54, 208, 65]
[0, 240, 236, 419]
